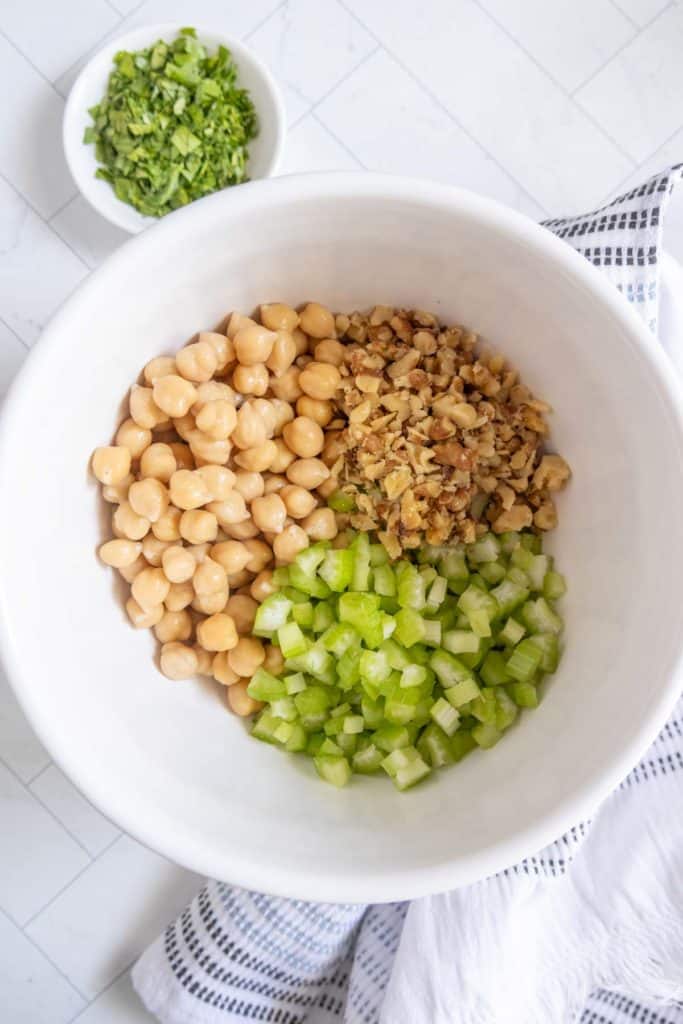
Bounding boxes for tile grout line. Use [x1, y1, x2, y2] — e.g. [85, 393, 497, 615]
[303, 42, 381, 121]
[571, 0, 675, 96]
[67, 958, 141, 1023]
[334, 0, 550, 216]
[25, 760, 54, 786]
[101, 0, 126, 17]
[243, 0, 289, 42]
[0, 753, 94, 860]
[0, 314, 31, 351]
[0, 169, 90, 272]
[596, 122, 683, 205]
[0, 26, 68, 100]
[0, 906, 90, 1008]
[607, 0, 639, 28]
[468, 0, 638, 170]
[49, 193, 80, 225]
[310, 110, 367, 169]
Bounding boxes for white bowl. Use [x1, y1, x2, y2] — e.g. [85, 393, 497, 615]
[1, 174, 683, 903]
[63, 23, 285, 233]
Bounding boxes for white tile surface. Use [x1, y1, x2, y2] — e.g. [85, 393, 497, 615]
[0, 666, 50, 781]
[31, 765, 120, 857]
[576, 2, 683, 162]
[0, 177, 88, 345]
[0, 761, 90, 925]
[0, 910, 85, 1022]
[0, 34, 75, 217]
[317, 48, 546, 217]
[611, 0, 670, 27]
[278, 113, 362, 175]
[73, 971, 156, 1023]
[26, 835, 202, 999]
[477, 0, 635, 92]
[0, 0, 119, 82]
[51, 195, 130, 269]
[0, 322, 28, 399]
[341, 0, 634, 214]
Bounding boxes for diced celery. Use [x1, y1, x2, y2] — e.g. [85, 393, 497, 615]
[430, 697, 460, 736]
[380, 613, 396, 639]
[527, 554, 549, 592]
[319, 738, 343, 755]
[495, 688, 519, 730]
[520, 532, 541, 554]
[322, 622, 360, 657]
[521, 598, 563, 635]
[472, 723, 502, 749]
[361, 696, 385, 729]
[380, 638, 412, 671]
[330, 702, 352, 719]
[506, 638, 543, 681]
[381, 746, 421, 778]
[324, 717, 344, 736]
[392, 608, 426, 648]
[443, 629, 480, 655]
[352, 743, 384, 773]
[270, 696, 297, 722]
[360, 649, 392, 686]
[470, 688, 498, 725]
[543, 570, 567, 601]
[469, 574, 489, 591]
[294, 685, 332, 729]
[274, 721, 295, 744]
[511, 546, 535, 572]
[397, 565, 427, 611]
[479, 562, 506, 585]
[479, 651, 511, 687]
[498, 531, 520, 555]
[508, 681, 539, 708]
[319, 549, 354, 592]
[335, 732, 358, 756]
[423, 620, 442, 647]
[400, 664, 428, 689]
[468, 533, 501, 563]
[444, 677, 481, 708]
[373, 724, 411, 752]
[451, 730, 477, 761]
[384, 696, 418, 725]
[498, 617, 526, 647]
[339, 592, 383, 648]
[373, 564, 396, 597]
[288, 563, 332, 599]
[350, 533, 371, 591]
[394, 758, 431, 790]
[430, 649, 474, 688]
[314, 754, 351, 787]
[271, 566, 290, 587]
[277, 621, 308, 659]
[527, 633, 560, 672]
[291, 602, 314, 628]
[490, 579, 529, 617]
[439, 549, 469, 584]
[424, 575, 448, 613]
[295, 542, 329, 576]
[337, 646, 362, 689]
[282, 587, 310, 605]
[285, 723, 307, 752]
[343, 715, 364, 735]
[251, 710, 281, 744]
[506, 566, 530, 587]
[458, 585, 499, 635]
[311, 601, 335, 634]
[284, 672, 307, 695]
[327, 489, 355, 513]
[417, 723, 454, 768]
[460, 636, 491, 669]
[253, 593, 293, 637]
[299, 644, 335, 684]
[306, 732, 325, 755]
[247, 669, 287, 702]
[370, 543, 389, 567]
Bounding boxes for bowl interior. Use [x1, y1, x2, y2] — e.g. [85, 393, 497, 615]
[2, 176, 683, 902]
[63, 23, 285, 233]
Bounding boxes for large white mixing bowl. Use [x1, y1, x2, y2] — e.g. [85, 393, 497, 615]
[1, 173, 682, 902]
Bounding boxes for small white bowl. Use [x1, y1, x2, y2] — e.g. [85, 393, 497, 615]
[63, 23, 285, 233]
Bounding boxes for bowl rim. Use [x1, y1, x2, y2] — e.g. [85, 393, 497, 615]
[62, 21, 287, 234]
[2, 172, 683, 902]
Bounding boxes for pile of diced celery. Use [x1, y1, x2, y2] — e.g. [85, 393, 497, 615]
[247, 530, 565, 791]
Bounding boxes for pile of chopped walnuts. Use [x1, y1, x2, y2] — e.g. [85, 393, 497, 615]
[323, 306, 571, 557]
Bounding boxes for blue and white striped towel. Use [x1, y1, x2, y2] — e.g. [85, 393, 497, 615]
[134, 165, 683, 1024]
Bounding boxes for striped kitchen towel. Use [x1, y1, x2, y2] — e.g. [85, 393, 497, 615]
[133, 164, 683, 1024]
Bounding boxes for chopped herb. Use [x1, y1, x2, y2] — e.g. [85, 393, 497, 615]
[84, 28, 258, 217]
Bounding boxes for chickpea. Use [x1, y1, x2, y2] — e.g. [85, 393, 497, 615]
[243, 538, 272, 573]
[263, 643, 285, 675]
[223, 520, 260, 540]
[176, 340, 218, 382]
[113, 501, 150, 541]
[316, 475, 338, 500]
[189, 542, 210, 564]
[231, 402, 268, 450]
[262, 473, 287, 495]
[299, 302, 335, 339]
[280, 485, 317, 519]
[197, 612, 238, 652]
[164, 580, 194, 611]
[160, 642, 198, 680]
[207, 492, 248, 527]
[234, 324, 277, 366]
[296, 396, 333, 427]
[192, 590, 228, 615]
[228, 637, 265, 678]
[212, 651, 240, 686]
[141, 534, 171, 566]
[179, 509, 218, 544]
[250, 570, 276, 603]
[211, 540, 251, 574]
[301, 507, 338, 540]
[154, 609, 192, 644]
[232, 363, 269, 397]
[226, 312, 257, 339]
[233, 441, 278, 473]
[169, 469, 211, 511]
[291, 327, 310, 356]
[250, 399, 277, 437]
[225, 594, 258, 633]
[195, 400, 236, 440]
[321, 430, 344, 467]
[143, 355, 176, 385]
[116, 418, 152, 458]
[251, 494, 287, 534]
[282, 416, 324, 458]
[196, 464, 235, 501]
[198, 331, 235, 373]
[269, 398, 295, 436]
[265, 331, 297, 378]
[313, 339, 345, 367]
[191, 380, 235, 414]
[162, 545, 195, 583]
[91, 446, 131, 486]
[152, 505, 182, 542]
[194, 646, 213, 675]
[131, 567, 169, 613]
[272, 523, 309, 562]
[269, 366, 302, 402]
[168, 442, 194, 471]
[153, 374, 198, 419]
[227, 680, 261, 716]
[193, 556, 228, 595]
[139, 443, 176, 483]
[128, 479, 168, 523]
[101, 474, 134, 504]
[187, 430, 231, 465]
[299, 362, 341, 401]
[260, 303, 299, 333]
[99, 539, 141, 568]
[129, 385, 166, 429]
[268, 438, 296, 473]
[233, 471, 264, 501]
[126, 597, 164, 629]
[286, 458, 330, 489]
[228, 569, 254, 588]
[119, 554, 147, 584]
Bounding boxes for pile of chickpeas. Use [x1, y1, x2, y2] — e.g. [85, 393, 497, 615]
[91, 302, 345, 716]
